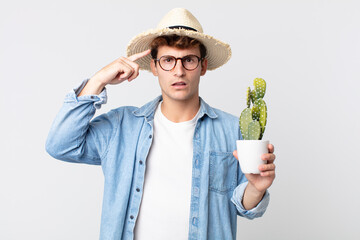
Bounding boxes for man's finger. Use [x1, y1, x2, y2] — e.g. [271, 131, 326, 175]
[121, 57, 140, 72]
[232, 150, 238, 160]
[128, 69, 139, 82]
[259, 163, 276, 172]
[268, 144, 274, 154]
[116, 63, 134, 81]
[128, 49, 151, 62]
[262, 153, 276, 162]
[260, 170, 275, 178]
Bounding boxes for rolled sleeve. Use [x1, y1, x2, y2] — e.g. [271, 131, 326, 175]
[64, 78, 107, 109]
[46, 79, 113, 165]
[230, 181, 270, 219]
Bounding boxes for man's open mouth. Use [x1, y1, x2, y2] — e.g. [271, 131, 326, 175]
[172, 82, 186, 86]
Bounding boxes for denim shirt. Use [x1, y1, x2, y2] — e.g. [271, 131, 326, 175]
[46, 79, 270, 240]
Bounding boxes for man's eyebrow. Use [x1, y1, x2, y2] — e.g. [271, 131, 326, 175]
[159, 54, 199, 58]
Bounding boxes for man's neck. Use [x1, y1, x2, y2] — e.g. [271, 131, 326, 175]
[160, 95, 200, 123]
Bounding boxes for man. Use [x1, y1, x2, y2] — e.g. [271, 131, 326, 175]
[46, 8, 276, 240]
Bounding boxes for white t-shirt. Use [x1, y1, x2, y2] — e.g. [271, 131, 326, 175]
[134, 102, 200, 239]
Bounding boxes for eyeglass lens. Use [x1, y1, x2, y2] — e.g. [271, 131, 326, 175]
[159, 55, 200, 71]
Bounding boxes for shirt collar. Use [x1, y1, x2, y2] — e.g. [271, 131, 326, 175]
[132, 95, 218, 120]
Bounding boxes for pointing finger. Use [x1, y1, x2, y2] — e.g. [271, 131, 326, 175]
[128, 49, 151, 62]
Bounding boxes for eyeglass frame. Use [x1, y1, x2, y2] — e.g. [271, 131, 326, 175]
[153, 54, 204, 71]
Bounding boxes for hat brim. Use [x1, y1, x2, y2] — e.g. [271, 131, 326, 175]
[126, 28, 231, 71]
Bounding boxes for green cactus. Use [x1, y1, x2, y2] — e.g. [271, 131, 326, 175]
[254, 78, 266, 99]
[250, 90, 256, 104]
[246, 87, 251, 108]
[248, 120, 261, 140]
[256, 99, 267, 139]
[239, 78, 268, 140]
[239, 108, 252, 140]
[251, 103, 260, 121]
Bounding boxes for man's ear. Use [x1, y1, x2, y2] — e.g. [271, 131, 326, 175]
[200, 58, 208, 76]
[150, 59, 158, 76]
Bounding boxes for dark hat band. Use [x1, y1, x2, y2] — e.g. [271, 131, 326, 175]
[168, 25, 198, 32]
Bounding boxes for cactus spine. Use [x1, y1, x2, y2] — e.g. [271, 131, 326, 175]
[239, 78, 267, 140]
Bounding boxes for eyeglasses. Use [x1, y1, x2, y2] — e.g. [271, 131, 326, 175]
[154, 55, 203, 71]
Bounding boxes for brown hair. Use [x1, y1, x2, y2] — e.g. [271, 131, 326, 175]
[150, 34, 207, 60]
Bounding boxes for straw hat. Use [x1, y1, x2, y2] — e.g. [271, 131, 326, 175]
[126, 8, 232, 71]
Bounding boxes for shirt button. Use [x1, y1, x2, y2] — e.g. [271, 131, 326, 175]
[130, 215, 134, 219]
[149, 135, 152, 139]
[139, 160, 143, 165]
[90, 96, 95, 99]
[136, 188, 140, 192]
[192, 217, 198, 226]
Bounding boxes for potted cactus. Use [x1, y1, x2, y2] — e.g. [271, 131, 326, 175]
[236, 78, 269, 174]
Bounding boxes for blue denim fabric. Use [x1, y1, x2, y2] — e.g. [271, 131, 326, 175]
[46, 79, 270, 240]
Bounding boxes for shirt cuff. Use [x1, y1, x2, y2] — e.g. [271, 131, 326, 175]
[230, 181, 270, 219]
[64, 79, 107, 109]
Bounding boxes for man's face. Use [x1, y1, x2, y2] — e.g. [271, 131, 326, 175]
[150, 45, 207, 103]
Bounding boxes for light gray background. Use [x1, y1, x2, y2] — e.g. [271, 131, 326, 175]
[1, 0, 359, 239]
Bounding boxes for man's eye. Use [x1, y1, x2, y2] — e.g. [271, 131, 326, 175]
[163, 57, 173, 62]
[184, 57, 194, 62]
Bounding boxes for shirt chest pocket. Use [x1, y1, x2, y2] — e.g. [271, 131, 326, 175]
[209, 151, 238, 194]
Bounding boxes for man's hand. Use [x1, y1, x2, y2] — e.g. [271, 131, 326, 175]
[78, 49, 151, 96]
[233, 144, 276, 209]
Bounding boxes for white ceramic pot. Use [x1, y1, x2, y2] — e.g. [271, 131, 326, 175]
[236, 140, 269, 174]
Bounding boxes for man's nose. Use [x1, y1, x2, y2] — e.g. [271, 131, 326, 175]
[173, 59, 186, 76]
